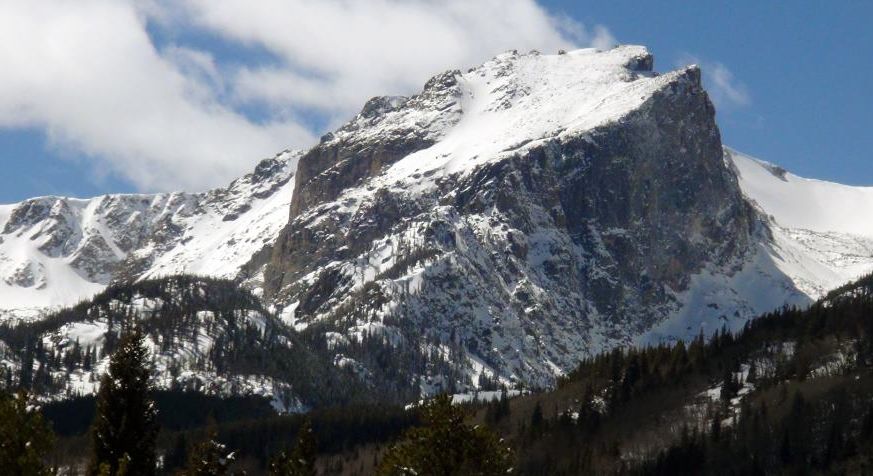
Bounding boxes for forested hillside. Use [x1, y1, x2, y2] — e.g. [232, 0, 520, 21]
[0, 276, 372, 409]
[465, 273, 873, 474]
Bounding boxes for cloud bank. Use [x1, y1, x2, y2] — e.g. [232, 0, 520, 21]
[0, 0, 614, 193]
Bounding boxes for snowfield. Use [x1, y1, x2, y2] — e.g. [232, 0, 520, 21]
[730, 148, 873, 297]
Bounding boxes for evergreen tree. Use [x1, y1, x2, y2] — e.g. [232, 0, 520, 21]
[87, 330, 159, 475]
[747, 360, 757, 383]
[377, 394, 513, 476]
[710, 412, 722, 443]
[0, 391, 54, 476]
[530, 401, 544, 436]
[484, 387, 511, 426]
[181, 434, 236, 476]
[719, 367, 740, 402]
[19, 340, 34, 389]
[163, 434, 189, 473]
[861, 403, 873, 440]
[270, 418, 318, 476]
[496, 386, 511, 421]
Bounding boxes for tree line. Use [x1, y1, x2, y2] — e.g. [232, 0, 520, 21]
[1, 328, 511, 475]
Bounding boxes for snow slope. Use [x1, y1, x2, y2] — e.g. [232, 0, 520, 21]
[644, 150, 873, 343]
[0, 198, 124, 320]
[0, 150, 300, 322]
[729, 148, 873, 297]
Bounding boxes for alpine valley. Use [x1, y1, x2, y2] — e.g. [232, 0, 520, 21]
[2, 45, 872, 412]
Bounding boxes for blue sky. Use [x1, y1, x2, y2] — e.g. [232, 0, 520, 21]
[0, 1, 870, 203]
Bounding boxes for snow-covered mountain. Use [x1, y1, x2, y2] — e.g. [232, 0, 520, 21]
[0, 150, 301, 322]
[261, 46, 873, 392]
[1, 45, 872, 401]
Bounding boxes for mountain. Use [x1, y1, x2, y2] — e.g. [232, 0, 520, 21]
[0, 149, 300, 322]
[1, 45, 872, 402]
[259, 45, 872, 392]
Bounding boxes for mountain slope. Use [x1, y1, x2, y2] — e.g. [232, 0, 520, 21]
[0, 276, 370, 410]
[729, 148, 873, 297]
[479, 271, 873, 475]
[0, 150, 300, 322]
[273, 272, 873, 476]
[643, 150, 873, 343]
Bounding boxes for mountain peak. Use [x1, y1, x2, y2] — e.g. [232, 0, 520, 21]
[288, 45, 701, 220]
[264, 41, 771, 390]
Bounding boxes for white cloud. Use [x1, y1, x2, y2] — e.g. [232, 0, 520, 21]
[709, 63, 752, 107]
[551, 14, 617, 51]
[678, 54, 751, 109]
[0, 0, 313, 192]
[0, 0, 614, 193]
[179, 0, 616, 122]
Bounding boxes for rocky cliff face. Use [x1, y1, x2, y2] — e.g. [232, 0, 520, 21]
[260, 46, 790, 391]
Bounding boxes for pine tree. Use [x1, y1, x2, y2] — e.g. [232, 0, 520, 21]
[747, 360, 758, 383]
[496, 386, 511, 421]
[530, 400, 544, 436]
[710, 412, 722, 442]
[0, 391, 54, 476]
[270, 418, 318, 476]
[19, 340, 34, 389]
[164, 433, 189, 473]
[181, 434, 236, 476]
[861, 403, 873, 440]
[719, 367, 740, 402]
[484, 387, 511, 426]
[377, 394, 514, 476]
[87, 330, 159, 475]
